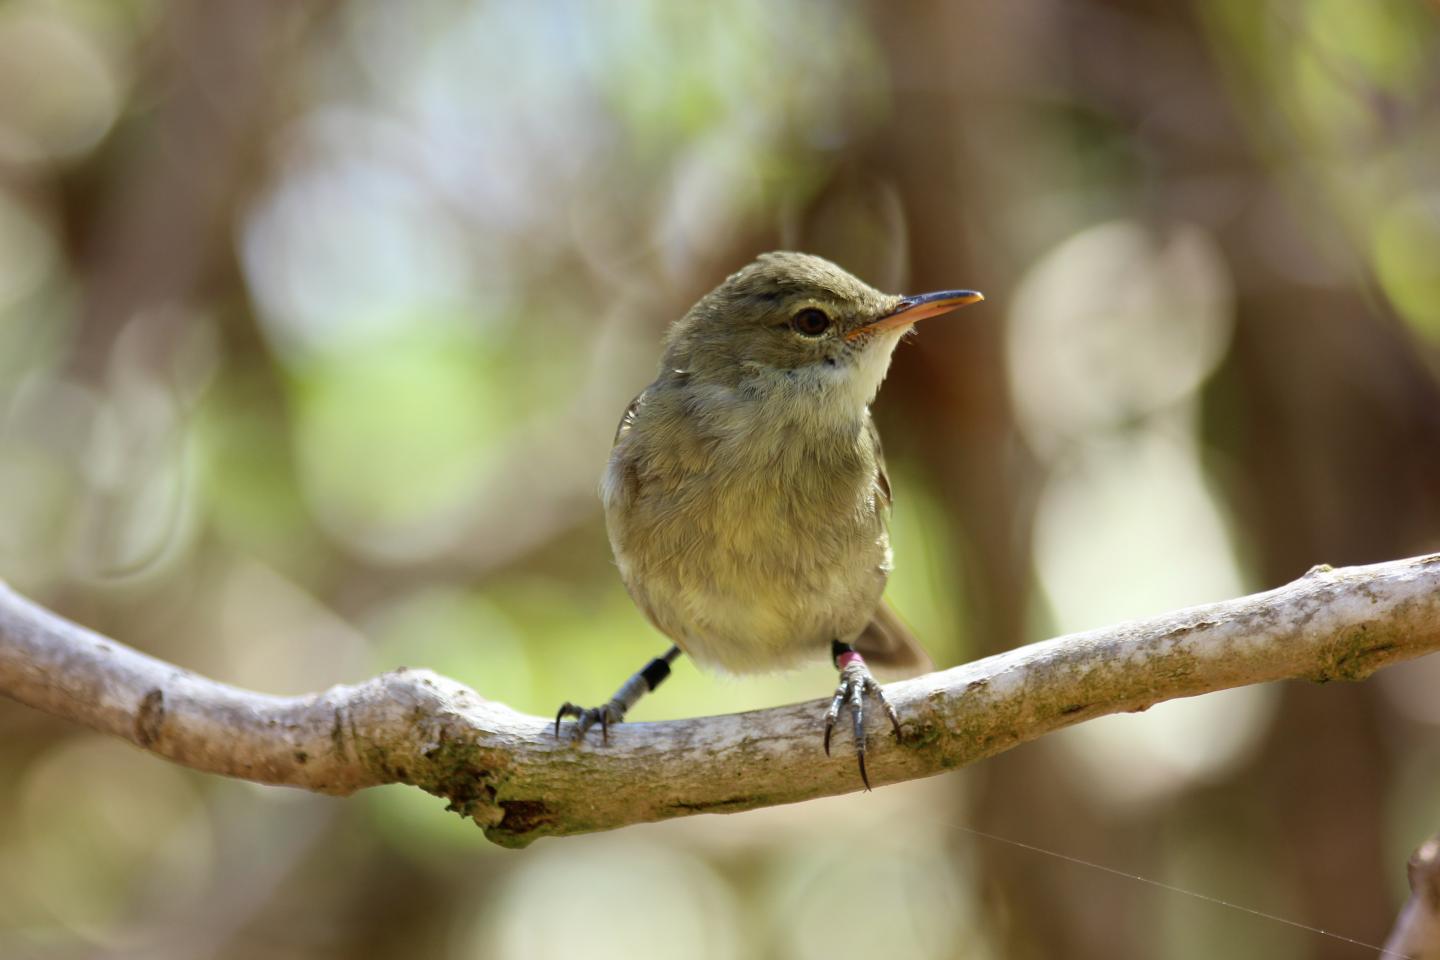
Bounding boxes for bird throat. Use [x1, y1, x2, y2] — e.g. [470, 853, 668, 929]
[729, 326, 907, 435]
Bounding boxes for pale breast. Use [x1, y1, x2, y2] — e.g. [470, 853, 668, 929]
[602, 389, 892, 674]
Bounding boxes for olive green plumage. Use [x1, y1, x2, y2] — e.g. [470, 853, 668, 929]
[602, 252, 930, 675]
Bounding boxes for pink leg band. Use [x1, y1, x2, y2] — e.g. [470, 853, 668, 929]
[837, 650, 864, 670]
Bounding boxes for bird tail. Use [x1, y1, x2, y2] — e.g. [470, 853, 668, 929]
[852, 601, 932, 677]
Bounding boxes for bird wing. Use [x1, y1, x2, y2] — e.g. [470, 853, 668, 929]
[853, 600, 932, 676]
[853, 413, 931, 675]
[613, 390, 647, 446]
[867, 413, 892, 509]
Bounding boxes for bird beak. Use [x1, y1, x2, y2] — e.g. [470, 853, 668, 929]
[844, 289, 985, 341]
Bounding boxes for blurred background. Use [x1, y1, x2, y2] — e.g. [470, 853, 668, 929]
[2, 0, 1440, 957]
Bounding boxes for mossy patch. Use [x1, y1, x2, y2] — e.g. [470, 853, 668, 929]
[1308, 623, 1399, 682]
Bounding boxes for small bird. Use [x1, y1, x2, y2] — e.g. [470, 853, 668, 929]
[555, 251, 983, 787]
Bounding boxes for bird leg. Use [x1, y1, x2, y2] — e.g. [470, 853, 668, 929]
[823, 640, 902, 790]
[554, 646, 682, 743]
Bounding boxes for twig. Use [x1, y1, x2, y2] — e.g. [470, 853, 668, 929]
[3, 554, 1440, 848]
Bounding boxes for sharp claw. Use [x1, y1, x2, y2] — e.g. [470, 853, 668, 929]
[823, 656, 904, 789]
[849, 682, 865, 747]
[552, 701, 628, 745]
[554, 703, 575, 738]
[874, 688, 903, 741]
[851, 688, 867, 789]
[823, 687, 845, 756]
[863, 677, 901, 740]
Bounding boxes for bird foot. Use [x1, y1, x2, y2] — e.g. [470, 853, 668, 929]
[552, 651, 678, 745]
[554, 701, 624, 744]
[823, 650, 902, 790]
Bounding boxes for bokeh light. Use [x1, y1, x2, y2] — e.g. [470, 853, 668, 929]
[3, 0, 1439, 957]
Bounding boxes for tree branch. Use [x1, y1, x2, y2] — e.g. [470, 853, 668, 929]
[2, 554, 1439, 847]
[1384, 832, 1440, 960]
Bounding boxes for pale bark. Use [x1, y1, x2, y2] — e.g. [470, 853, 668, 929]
[2, 554, 1439, 848]
[1384, 833, 1440, 960]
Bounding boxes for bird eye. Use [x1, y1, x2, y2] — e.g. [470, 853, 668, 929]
[791, 308, 832, 337]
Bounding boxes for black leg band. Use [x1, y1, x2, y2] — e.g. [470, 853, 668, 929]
[831, 640, 854, 667]
[640, 656, 672, 691]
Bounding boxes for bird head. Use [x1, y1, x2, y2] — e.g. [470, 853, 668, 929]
[662, 252, 983, 415]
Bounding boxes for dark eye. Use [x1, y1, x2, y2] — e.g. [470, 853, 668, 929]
[791, 308, 832, 337]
